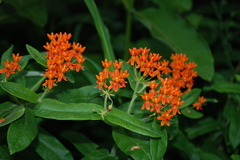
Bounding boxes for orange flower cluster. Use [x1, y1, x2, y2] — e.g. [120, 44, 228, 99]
[128, 47, 202, 126]
[42, 32, 86, 89]
[95, 59, 129, 92]
[0, 53, 22, 78]
[193, 96, 206, 110]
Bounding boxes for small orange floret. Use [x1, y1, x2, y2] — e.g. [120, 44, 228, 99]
[157, 110, 174, 126]
[0, 118, 5, 123]
[193, 96, 206, 110]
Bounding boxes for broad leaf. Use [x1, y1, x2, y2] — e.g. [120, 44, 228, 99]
[0, 45, 13, 69]
[34, 98, 103, 120]
[150, 119, 167, 160]
[61, 131, 98, 156]
[26, 44, 47, 67]
[135, 8, 214, 81]
[181, 108, 203, 119]
[105, 108, 161, 138]
[229, 105, 240, 149]
[179, 88, 201, 109]
[7, 108, 38, 154]
[0, 82, 39, 103]
[81, 149, 114, 160]
[0, 105, 25, 127]
[204, 82, 240, 94]
[112, 127, 151, 160]
[0, 145, 11, 160]
[35, 129, 73, 160]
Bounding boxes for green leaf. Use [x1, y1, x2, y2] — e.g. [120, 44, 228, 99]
[35, 129, 73, 160]
[150, 119, 167, 160]
[152, 0, 192, 12]
[81, 149, 113, 160]
[181, 108, 203, 119]
[55, 86, 99, 103]
[235, 74, 240, 82]
[204, 82, 240, 93]
[0, 82, 39, 103]
[198, 150, 223, 160]
[112, 127, 151, 160]
[7, 108, 38, 154]
[34, 98, 103, 120]
[61, 131, 98, 156]
[4, 0, 47, 27]
[231, 154, 240, 160]
[179, 88, 201, 109]
[173, 131, 201, 160]
[0, 105, 25, 127]
[135, 8, 214, 81]
[185, 118, 222, 139]
[26, 44, 47, 67]
[105, 108, 161, 138]
[229, 105, 240, 149]
[0, 145, 11, 160]
[0, 45, 13, 69]
[165, 114, 179, 140]
[84, 0, 116, 64]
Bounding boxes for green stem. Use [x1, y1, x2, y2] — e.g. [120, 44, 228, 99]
[127, 80, 140, 114]
[104, 93, 108, 111]
[38, 89, 49, 102]
[30, 76, 46, 92]
[123, 0, 134, 61]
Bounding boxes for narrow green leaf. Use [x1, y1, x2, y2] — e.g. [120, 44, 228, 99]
[34, 98, 103, 120]
[84, 0, 116, 63]
[181, 108, 203, 119]
[26, 44, 47, 67]
[150, 119, 167, 160]
[179, 88, 201, 109]
[185, 118, 222, 139]
[204, 82, 240, 94]
[112, 127, 151, 160]
[0, 45, 13, 69]
[35, 129, 74, 160]
[61, 131, 98, 156]
[229, 105, 240, 149]
[0, 145, 11, 160]
[0, 82, 39, 103]
[152, 0, 192, 12]
[135, 8, 214, 81]
[105, 108, 161, 138]
[198, 150, 223, 160]
[173, 131, 201, 160]
[7, 108, 38, 154]
[0, 105, 25, 127]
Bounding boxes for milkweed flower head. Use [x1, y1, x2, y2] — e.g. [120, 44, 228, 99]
[0, 53, 22, 78]
[95, 59, 129, 92]
[127, 47, 205, 126]
[42, 32, 86, 89]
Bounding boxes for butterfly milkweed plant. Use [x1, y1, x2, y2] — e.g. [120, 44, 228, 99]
[1, 0, 240, 160]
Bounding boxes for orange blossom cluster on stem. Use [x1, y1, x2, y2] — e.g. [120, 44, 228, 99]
[42, 32, 86, 89]
[0, 53, 22, 78]
[127, 47, 205, 126]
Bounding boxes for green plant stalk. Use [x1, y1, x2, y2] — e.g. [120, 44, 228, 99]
[123, 4, 133, 61]
[104, 93, 108, 111]
[30, 76, 46, 92]
[127, 81, 140, 114]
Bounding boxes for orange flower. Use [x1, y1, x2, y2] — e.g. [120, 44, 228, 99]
[157, 110, 174, 126]
[0, 118, 5, 123]
[95, 60, 129, 92]
[193, 96, 206, 110]
[42, 32, 85, 89]
[0, 53, 22, 78]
